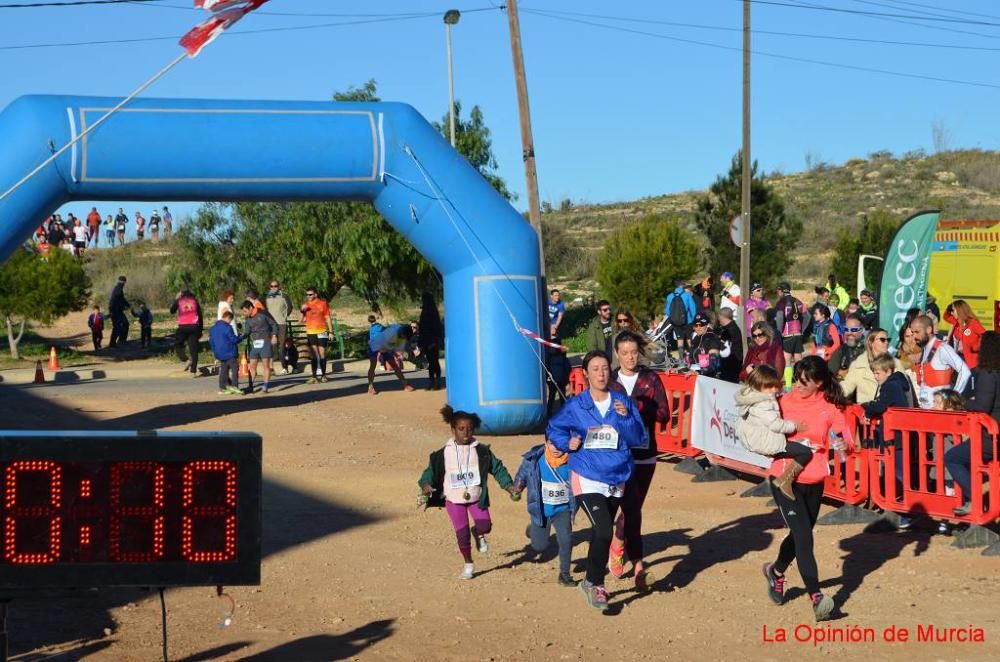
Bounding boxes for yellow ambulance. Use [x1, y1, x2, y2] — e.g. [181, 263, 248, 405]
[928, 219, 1000, 333]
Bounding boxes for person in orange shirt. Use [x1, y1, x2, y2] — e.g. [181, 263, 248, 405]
[86, 207, 102, 247]
[944, 300, 985, 369]
[300, 287, 332, 383]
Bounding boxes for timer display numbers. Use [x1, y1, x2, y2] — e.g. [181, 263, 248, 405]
[0, 431, 261, 590]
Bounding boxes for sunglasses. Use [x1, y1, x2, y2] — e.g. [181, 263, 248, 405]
[306, 293, 316, 298]
[693, 323, 706, 328]
[873, 336, 889, 343]
[845, 326, 864, 333]
[600, 308, 611, 313]
[751, 332, 765, 338]
[270, 284, 279, 288]
[616, 318, 629, 323]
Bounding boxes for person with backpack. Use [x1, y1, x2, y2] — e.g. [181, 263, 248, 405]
[664, 280, 697, 356]
[773, 282, 808, 388]
[170, 287, 203, 377]
[744, 283, 770, 343]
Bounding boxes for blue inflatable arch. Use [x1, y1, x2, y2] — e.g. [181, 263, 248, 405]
[0, 96, 545, 433]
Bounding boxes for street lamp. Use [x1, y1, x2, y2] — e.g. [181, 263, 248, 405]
[443, 9, 461, 147]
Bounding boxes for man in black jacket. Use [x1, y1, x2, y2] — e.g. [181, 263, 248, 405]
[108, 276, 130, 347]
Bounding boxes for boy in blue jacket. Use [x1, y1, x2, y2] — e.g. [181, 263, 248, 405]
[513, 439, 577, 586]
[209, 310, 243, 395]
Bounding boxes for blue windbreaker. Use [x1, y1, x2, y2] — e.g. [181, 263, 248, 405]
[514, 444, 577, 528]
[663, 287, 697, 325]
[546, 389, 647, 485]
[209, 320, 240, 361]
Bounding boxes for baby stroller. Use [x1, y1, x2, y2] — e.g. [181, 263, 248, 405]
[646, 318, 684, 369]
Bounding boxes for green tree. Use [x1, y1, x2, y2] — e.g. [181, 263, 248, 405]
[0, 249, 90, 358]
[694, 152, 803, 290]
[830, 209, 900, 294]
[433, 101, 513, 201]
[596, 215, 701, 319]
[541, 219, 583, 278]
[169, 81, 511, 311]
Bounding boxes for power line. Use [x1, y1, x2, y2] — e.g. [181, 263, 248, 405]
[881, 0, 1000, 21]
[744, 0, 1000, 27]
[774, 0, 1000, 41]
[522, 9, 1000, 91]
[0, 7, 500, 51]
[0, 0, 167, 7]
[123, 1, 448, 19]
[529, 8, 1000, 52]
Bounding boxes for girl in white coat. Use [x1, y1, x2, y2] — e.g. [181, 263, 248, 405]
[735, 365, 812, 499]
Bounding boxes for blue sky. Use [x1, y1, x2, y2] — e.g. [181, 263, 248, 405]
[2, 0, 999, 234]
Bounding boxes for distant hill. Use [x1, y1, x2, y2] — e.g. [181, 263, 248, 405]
[543, 149, 1000, 287]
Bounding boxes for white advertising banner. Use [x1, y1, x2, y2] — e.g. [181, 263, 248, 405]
[690, 375, 771, 469]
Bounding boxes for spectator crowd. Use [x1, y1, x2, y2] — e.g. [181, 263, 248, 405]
[30, 205, 174, 257]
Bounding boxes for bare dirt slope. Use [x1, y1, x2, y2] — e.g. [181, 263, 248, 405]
[3, 371, 999, 661]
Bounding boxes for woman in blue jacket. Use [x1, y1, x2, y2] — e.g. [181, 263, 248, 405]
[547, 350, 647, 612]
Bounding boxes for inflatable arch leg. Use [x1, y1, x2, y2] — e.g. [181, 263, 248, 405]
[0, 96, 545, 433]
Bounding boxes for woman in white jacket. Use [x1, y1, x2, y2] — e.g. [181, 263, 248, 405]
[735, 365, 812, 499]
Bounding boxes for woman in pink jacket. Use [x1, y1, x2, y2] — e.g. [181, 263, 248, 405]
[761, 356, 855, 623]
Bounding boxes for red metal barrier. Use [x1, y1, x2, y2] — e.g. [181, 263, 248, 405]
[568, 366, 586, 396]
[821, 404, 873, 506]
[872, 408, 1000, 525]
[653, 371, 700, 457]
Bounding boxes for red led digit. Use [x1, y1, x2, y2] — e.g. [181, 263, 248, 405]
[181, 461, 238, 562]
[79, 525, 91, 547]
[79, 479, 92, 499]
[3, 461, 62, 564]
[110, 462, 165, 562]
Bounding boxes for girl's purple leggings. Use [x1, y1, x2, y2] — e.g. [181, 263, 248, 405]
[445, 501, 492, 563]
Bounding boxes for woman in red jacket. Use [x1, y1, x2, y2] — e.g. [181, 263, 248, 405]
[945, 300, 985, 369]
[608, 330, 669, 590]
[740, 321, 785, 382]
[761, 356, 854, 622]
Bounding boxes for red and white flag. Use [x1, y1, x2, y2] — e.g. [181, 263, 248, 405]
[179, 0, 271, 57]
[518, 326, 568, 351]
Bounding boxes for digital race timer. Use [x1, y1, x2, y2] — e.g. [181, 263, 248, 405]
[0, 431, 261, 590]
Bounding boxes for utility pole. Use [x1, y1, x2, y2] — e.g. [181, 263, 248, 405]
[443, 10, 461, 147]
[738, 0, 752, 348]
[505, 0, 545, 275]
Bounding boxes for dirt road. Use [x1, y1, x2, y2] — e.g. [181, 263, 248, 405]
[1, 364, 998, 661]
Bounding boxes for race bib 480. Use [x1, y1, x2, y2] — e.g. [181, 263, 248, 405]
[584, 425, 619, 450]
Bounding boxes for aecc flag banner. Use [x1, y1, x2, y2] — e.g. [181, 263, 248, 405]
[879, 210, 941, 346]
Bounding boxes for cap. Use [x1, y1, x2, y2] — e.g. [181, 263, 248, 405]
[721, 271, 734, 280]
[751, 282, 763, 291]
[693, 314, 711, 326]
[777, 281, 791, 293]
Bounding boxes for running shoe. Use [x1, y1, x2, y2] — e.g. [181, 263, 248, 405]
[762, 562, 785, 605]
[608, 543, 627, 579]
[896, 515, 913, 530]
[225, 386, 243, 395]
[634, 569, 654, 593]
[305, 377, 318, 385]
[368, 386, 378, 395]
[260, 383, 269, 394]
[937, 521, 951, 535]
[217, 390, 228, 395]
[460, 563, 474, 580]
[318, 375, 328, 383]
[558, 572, 578, 587]
[472, 528, 489, 554]
[578, 580, 608, 611]
[404, 384, 415, 392]
[953, 502, 972, 516]
[811, 592, 835, 621]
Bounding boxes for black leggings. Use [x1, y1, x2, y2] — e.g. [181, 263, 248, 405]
[424, 344, 441, 380]
[175, 325, 201, 373]
[577, 492, 621, 586]
[772, 481, 824, 595]
[776, 441, 813, 467]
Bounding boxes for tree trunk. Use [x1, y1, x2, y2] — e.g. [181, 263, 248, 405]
[6, 315, 25, 360]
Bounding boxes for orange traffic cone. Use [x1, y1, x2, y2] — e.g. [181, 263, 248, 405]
[48, 346, 60, 371]
[239, 354, 249, 378]
[33, 360, 46, 384]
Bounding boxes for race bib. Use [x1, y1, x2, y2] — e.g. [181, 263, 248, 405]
[540, 480, 569, 505]
[584, 425, 619, 450]
[448, 466, 481, 489]
[252, 339, 265, 349]
[315, 332, 329, 340]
